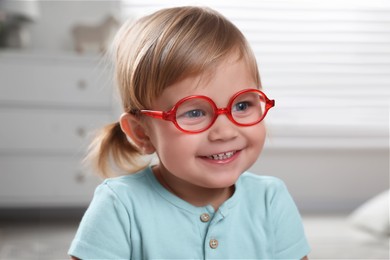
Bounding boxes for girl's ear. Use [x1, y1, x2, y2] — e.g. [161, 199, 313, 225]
[119, 113, 156, 154]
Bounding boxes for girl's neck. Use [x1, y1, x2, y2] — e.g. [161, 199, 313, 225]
[153, 166, 234, 210]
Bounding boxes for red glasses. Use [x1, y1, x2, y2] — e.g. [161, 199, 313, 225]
[131, 88, 275, 134]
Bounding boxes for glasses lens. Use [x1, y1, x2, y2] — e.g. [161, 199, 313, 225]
[231, 91, 266, 125]
[175, 98, 214, 132]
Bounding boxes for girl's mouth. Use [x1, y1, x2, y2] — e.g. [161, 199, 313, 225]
[205, 151, 238, 161]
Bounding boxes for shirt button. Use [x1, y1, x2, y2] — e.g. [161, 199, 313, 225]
[200, 213, 210, 222]
[209, 239, 218, 249]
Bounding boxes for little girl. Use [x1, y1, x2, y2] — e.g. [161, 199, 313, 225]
[69, 6, 310, 260]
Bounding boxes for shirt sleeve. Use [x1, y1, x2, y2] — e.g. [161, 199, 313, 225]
[68, 182, 131, 259]
[270, 179, 311, 259]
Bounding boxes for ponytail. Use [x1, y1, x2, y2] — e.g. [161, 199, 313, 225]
[85, 122, 147, 178]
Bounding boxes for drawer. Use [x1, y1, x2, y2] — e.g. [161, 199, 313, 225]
[0, 155, 101, 207]
[0, 108, 114, 153]
[0, 62, 112, 107]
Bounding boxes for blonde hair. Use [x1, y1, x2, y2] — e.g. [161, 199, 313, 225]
[88, 6, 261, 178]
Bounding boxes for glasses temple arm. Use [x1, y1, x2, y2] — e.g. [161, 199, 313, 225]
[139, 110, 164, 119]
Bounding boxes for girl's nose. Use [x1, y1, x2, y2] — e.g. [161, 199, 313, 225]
[207, 114, 239, 142]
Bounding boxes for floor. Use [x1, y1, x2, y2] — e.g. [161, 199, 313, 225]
[0, 219, 76, 260]
[0, 215, 388, 259]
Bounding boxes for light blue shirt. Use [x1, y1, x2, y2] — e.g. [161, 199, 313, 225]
[68, 167, 310, 259]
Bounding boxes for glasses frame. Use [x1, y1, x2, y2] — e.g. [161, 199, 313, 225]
[131, 88, 275, 134]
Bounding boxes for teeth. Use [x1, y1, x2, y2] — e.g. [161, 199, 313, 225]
[207, 151, 236, 160]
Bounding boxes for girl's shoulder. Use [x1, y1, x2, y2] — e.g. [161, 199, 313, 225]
[94, 166, 155, 200]
[237, 172, 297, 212]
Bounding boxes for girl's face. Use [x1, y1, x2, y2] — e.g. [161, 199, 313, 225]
[144, 55, 266, 194]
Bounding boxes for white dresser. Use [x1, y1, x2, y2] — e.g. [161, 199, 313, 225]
[0, 51, 116, 207]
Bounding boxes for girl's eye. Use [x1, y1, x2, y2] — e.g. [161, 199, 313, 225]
[233, 101, 250, 112]
[183, 109, 206, 118]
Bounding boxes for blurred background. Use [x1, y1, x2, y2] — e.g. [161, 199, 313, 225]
[0, 0, 388, 259]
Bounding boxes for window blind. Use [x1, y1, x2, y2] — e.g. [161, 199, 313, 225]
[120, 0, 389, 148]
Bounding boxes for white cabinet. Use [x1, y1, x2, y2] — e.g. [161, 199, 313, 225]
[0, 52, 115, 207]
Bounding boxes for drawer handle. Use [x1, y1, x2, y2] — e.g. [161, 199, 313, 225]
[75, 171, 85, 183]
[76, 127, 86, 137]
[77, 79, 87, 90]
